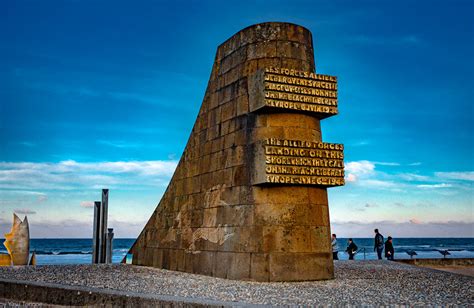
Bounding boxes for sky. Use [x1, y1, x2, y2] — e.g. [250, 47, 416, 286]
[1, 0, 473, 238]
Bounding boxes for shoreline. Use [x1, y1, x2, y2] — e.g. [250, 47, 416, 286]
[1, 261, 472, 306]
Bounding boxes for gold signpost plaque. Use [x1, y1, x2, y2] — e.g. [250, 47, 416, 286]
[253, 138, 345, 186]
[249, 67, 338, 118]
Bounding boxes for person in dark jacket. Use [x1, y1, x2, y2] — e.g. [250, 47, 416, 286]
[385, 236, 394, 260]
[331, 234, 339, 260]
[374, 228, 384, 259]
[346, 238, 358, 260]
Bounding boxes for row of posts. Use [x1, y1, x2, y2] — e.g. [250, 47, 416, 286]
[92, 189, 114, 264]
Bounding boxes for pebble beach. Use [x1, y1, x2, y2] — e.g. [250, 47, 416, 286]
[1, 260, 472, 306]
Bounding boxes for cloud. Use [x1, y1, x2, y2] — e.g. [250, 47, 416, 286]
[435, 171, 474, 181]
[26, 81, 163, 106]
[345, 160, 399, 189]
[96, 140, 142, 148]
[346, 173, 357, 182]
[345, 161, 375, 175]
[18, 141, 36, 147]
[414, 201, 435, 208]
[14, 209, 37, 215]
[373, 162, 400, 166]
[352, 203, 379, 212]
[351, 140, 371, 147]
[417, 183, 452, 189]
[398, 173, 430, 181]
[363, 179, 398, 188]
[0, 160, 178, 191]
[37, 194, 48, 202]
[408, 162, 422, 166]
[0, 218, 145, 238]
[80, 201, 95, 208]
[365, 203, 378, 208]
[331, 220, 474, 237]
[345, 160, 375, 182]
[344, 160, 473, 195]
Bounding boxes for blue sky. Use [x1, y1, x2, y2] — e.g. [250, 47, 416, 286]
[1, 0, 473, 238]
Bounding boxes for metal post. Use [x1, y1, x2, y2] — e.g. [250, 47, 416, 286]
[92, 201, 101, 264]
[106, 228, 114, 264]
[99, 189, 109, 263]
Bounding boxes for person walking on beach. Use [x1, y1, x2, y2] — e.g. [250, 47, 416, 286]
[385, 236, 394, 260]
[332, 234, 339, 260]
[374, 229, 384, 260]
[346, 238, 358, 260]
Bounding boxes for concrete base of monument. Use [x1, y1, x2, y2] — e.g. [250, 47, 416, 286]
[0, 261, 472, 306]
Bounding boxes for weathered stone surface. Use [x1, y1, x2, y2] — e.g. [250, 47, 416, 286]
[127, 22, 342, 281]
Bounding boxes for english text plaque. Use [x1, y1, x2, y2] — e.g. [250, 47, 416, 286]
[253, 138, 345, 187]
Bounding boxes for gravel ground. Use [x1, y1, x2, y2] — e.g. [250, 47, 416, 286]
[0, 261, 472, 306]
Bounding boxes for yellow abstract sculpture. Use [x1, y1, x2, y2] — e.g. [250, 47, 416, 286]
[1, 214, 30, 266]
[0, 254, 11, 266]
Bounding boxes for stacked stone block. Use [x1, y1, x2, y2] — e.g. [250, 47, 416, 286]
[128, 22, 335, 281]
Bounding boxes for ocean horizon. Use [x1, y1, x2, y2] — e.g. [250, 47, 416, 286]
[1, 237, 473, 265]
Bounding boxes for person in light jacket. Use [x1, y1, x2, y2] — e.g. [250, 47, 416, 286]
[331, 234, 338, 260]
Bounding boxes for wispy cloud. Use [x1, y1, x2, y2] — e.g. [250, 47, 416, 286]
[0, 160, 178, 191]
[80, 201, 94, 208]
[331, 219, 474, 237]
[18, 141, 36, 147]
[344, 160, 397, 189]
[25, 81, 163, 106]
[362, 179, 398, 188]
[96, 140, 142, 148]
[398, 173, 430, 181]
[365, 203, 378, 208]
[37, 194, 48, 202]
[351, 140, 371, 147]
[409, 218, 422, 224]
[345, 160, 375, 177]
[14, 209, 37, 215]
[435, 171, 474, 181]
[344, 160, 473, 194]
[0, 190, 48, 207]
[373, 162, 400, 166]
[0, 217, 145, 238]
[417, 183, 452, 189]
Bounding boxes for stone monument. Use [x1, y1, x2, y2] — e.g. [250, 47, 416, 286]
[127, 22, 344, 281]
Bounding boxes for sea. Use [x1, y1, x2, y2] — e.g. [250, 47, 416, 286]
[1, 238, 473, 265]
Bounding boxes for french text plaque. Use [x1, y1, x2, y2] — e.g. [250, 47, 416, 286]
[249, 67, 338, 118]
